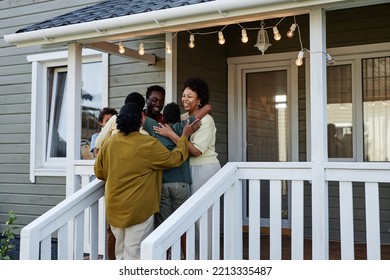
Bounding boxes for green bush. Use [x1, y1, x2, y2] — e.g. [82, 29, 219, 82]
[0, 210, 16, 260]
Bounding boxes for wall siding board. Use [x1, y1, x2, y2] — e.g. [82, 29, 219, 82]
[0, 134, 30, 144]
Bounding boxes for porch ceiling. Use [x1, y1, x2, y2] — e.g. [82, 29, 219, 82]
[3, 0, 386, 59]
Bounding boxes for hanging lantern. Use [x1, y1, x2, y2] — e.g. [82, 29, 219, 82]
[254, 20, 272, 55]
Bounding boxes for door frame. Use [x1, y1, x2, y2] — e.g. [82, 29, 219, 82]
[227, 51, 300, 162]
[227, 52, 300, 227]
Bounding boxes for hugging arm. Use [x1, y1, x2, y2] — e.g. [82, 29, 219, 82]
[154, 122, 202, 157]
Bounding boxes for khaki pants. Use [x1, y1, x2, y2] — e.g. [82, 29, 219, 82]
[110, 215, 154, 260]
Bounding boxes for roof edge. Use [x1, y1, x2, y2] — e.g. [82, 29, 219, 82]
[4, 0, 354, 48]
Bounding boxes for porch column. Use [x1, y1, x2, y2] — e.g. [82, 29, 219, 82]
[66, 43, 82, 197]
[309, 8, 329, 260]
[165, 33, 177, 103]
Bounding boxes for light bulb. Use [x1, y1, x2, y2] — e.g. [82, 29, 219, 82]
[118, 42, 125, 54]
[218, 31, 225, 45]
[273, 27, 281, 41]
[295, 50, 304, 66]
[241, 29, 248, 43]
[138, 42, 145, 56]
[188, 34, 195, 48]
[287, 23, 297, 38]
[326, 53, 335, 65]
[166, 42, 172, 54]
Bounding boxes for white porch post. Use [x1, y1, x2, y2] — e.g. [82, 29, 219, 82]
[65, 43, 82, 259]
[309, 8, 329, 260]
[165, 33, 177, 103]
[66, 43, 82, 197]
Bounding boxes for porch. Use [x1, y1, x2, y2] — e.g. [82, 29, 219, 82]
[18, 161, 390, 260]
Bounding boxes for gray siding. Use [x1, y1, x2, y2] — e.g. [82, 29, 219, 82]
[0, 0, 102, 234]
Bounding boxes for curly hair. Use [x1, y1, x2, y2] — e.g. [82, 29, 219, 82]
[182, 77, 209, 107]
[146, 85, 165, 100]
[163, 102, 181, 124]
[98, 107, 118, 123]
[116, 102, 142, 136]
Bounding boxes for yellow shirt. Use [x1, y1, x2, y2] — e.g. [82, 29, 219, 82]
[94, 131, 188, 228]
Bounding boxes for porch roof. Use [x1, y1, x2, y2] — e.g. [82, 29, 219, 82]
[3, 0, 373, 49]
[15, 0, 212, 33]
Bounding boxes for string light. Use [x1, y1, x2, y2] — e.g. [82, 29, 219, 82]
[241, 29, 249, 43]
[326, 53, 335, 65]
[130, 16, 315, 62]
[287, 23, 297, 38]
[295, 50, 304, 66]
[218, 31, 225, 45]
[273, 26, 281, 41]
[118, 42, 125, 54]
[138, 42, 145, 56]
[189, 34, 195, 48]
[166, 42, 172, 54]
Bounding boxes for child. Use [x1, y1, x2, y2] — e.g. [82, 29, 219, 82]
[90, 107, 118, 157]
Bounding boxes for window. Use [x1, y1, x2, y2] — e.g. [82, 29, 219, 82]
[326, 44, 390, 162]
[28, 50, 108, 181]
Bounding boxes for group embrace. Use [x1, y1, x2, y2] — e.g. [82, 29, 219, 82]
[93, 77, 220, 260]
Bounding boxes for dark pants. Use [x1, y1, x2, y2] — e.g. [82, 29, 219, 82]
[107, 225, 116, 260]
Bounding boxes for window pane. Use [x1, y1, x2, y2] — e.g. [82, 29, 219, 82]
[327, 64, 353, 158]
[47, 62, 103, 160]
[48, 71, 67, 158]
[362, 57, 390, 161]
[81, 62, 103, 160]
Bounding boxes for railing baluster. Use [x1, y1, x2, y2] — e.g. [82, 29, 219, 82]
[57, 223, 68, 260]
[249, 179, 260, 260]
[90, 201, 99, 260]
[291, 180, 304, 260]
[171, 239, 181, 260]
[74, 212, 85, 260]
[211, 199, 220, 260]
[199, 213, 208, 259]
[339, 181, 354, 259]
[186, 225, 195, 260]
[40, 235, 52, 260]
[270, 180, 282, 260]
[365, 182, 381, 260]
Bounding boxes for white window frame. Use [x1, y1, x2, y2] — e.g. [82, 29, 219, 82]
[27, 50, 108, 182]
[306, 42, 390, 162]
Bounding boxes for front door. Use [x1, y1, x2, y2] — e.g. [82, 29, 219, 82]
[228, 53, 298, 228]
[246, 69, 289, 223]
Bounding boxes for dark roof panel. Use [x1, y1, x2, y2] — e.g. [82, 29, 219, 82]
[16, 0, 213, 33]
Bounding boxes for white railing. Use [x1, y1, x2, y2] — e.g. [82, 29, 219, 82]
[19, 161, 390, 260]
[141, 162, 390, 260]
[19, 162, 106, 260]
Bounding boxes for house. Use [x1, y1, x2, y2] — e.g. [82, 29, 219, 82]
[0, 0, 389, 260]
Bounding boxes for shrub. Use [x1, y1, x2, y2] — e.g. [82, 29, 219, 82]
[0, 210, 16, 260]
